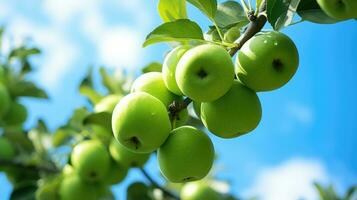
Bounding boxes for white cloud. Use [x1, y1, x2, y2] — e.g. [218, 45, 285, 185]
[98, 28, 143, 69]
[286, 102, 314, 125]
[243, 158, 329, 200]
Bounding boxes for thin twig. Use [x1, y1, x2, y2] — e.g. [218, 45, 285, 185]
[139, 167, 180, 200]
[0, 159, 60, 174]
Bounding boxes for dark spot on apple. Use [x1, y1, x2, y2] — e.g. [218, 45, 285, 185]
[272, 59, 284, 72]
[196, 68, 208, 79]
[182, 176, 195, 182]
[128, 136, 140, 150]
[89, 171, 97, 179]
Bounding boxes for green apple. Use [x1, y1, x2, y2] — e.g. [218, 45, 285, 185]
[158, 126, 214, 183]
[172, 108, 189, 128]
[3, 102, 27, 126]
[0, 137, 16, 160]
[112, 92, 171, 153]
[35, 177, 62, 200]
[162, 45, 191, 95]
[0, 83, 10, 118]
[176, 44, 234, 102]
[131, 72, 180, 108]
[236, 31, 299, 92]
[224, 26, 241, 43]
[62, 164, 75, 176]
[103, 161, 128, 185]
[94, 94, 122, 113]
[59, 174, 98, 200]
[71, 140, 110, 183]
[317, 0, 357, 19]
[127, 182, 151, 200]
[109, 139, 150, 167]
[181, 181, 222, 200]
[201, 80, 262, 138]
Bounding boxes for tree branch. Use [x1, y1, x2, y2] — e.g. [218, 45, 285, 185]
[139, 167, 180, 200]
[0, 159, 60, 174]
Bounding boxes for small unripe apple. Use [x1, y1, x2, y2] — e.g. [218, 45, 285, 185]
[176, 44, 234, 102]
[0, 83, 10, 118]
[112, 92, 171, 153]
[109, 139, 150, 168]
[172, 108, 189, 127]
[236, 31, 299, 92]
[103, 162, 128, 185]
[127, 182, 151, 200]
[224, 26, 241, 43]
[158, 126, 214, 183]
[201, 80, 262, 138]
[0, 137, 16, 161]
[3, 102, 27, 126]
[94, 94, 122, 113]
[71, 140, 110, 183]
[131, 72, 180, 108]
[317, 0, 357, 19]
[59, 174, 98, 200]
[62, 164, 75, 176]
[180, 181, 222, 200]
[162, 45, 191, 95]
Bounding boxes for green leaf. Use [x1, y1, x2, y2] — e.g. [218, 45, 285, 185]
[8, 80, 48, 99]
[83, 112, 112, 133]
[52, 128, 74, 147]
[99, 67, 125, 94]
[158, 0, 187, 22]
[68, 107, 90, 131]
[267, 0, 301, 30]
[143, 19, 204, 47]
[297, 0, 340, 24]
[79, 67, 102, 104]
[344, 185, 357, 200]
[214, 1, 248, 28]
[142, 62, 162, 73]
[8, 47, 40, 60]
[187, 0, 217, 20]
[3, 131, 35, 152]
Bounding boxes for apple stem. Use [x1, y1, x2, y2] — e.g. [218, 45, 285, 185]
[0, 159, 60, 174]
[139, 167, 180, 200]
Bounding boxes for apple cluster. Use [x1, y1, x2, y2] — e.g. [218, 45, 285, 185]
[111, 31, 299, 183]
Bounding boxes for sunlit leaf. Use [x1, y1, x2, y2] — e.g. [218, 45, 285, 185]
[267, 0, 301, 30]
[8, 80, 48, 99]
[143, 19, 204, 47]
[158, 0, 187, 22]
[142, 62, 162, 73]
[187, 0, 217, 20]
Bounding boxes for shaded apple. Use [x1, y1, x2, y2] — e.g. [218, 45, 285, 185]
[158, 126, 214, 183]
[201, 80, 262, 138]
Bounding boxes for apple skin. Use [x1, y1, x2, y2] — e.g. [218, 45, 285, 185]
[71, 140, 110, 183]
[172, 108, 189, 128]
[112, 92, 171, 153]
[236, 31, 299, 92]
[176, 44, 234, 102]
[317, 0, 357, 19]
[0, 83, 10, 118]
[127, 182, 151, 200]
[162, 45, 191, 95]
[180, 181, 222, 200]
[193, 101, 201, 118]
[201, 80, 262, 138]
[158, 126, 214, 183]
[103, 162, 128, 185]
[94, 94, 122, 113]
[109, 139, 150, 168]
[224, 26, 241, 43]
[59, 174, 98, 200]
[0, 137, 16, 161]
[131, 72, 180, 108]
[3, 102, 27, 126]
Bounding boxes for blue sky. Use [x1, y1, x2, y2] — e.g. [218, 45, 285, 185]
[0, 0, 356, 199]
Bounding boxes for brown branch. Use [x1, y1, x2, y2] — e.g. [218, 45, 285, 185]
[139, 167, 180, 200]
[0, 159, 60, 174]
